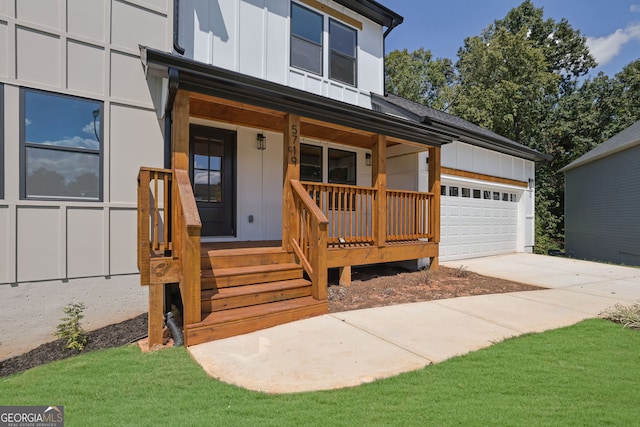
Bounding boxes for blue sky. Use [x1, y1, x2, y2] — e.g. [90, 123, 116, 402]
[385, 0, 640, 78]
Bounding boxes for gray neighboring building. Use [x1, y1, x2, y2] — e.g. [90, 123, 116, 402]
[561, 120, 640, 266]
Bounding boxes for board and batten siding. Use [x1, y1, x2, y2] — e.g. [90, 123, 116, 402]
[565, 144, 640, 266]
[178, 0, 383, 108]
[0, 0, 170, 359]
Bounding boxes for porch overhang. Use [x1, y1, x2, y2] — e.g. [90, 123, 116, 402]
[141, 46, 457, 148]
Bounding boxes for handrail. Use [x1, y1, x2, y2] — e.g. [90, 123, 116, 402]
[137, 167, 173, 285]
[173, 168, 202, 326]
[290, 179, 328, 301]
[302, 181, 376, 245]
[137, 166, 202, 347]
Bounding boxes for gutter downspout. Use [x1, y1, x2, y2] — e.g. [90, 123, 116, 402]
[173, 0, 185, 55]
[382, 19, 400, 96]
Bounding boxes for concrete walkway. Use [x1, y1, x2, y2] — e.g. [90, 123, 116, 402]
[188, 254, 640, 393]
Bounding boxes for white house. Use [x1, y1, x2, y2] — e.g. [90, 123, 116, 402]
[561, 120, 640, 266]
[0, 0, 547, 357]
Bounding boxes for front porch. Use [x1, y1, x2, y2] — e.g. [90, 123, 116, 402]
[138, 48, 451, 347]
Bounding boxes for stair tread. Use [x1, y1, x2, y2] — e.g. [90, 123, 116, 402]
[202, 246, 287, 258]
[193, 296, 325, 326]
[201, 263, 302, 278]
[202, 278, 311, 300]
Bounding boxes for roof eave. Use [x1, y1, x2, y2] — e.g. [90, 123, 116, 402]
[334, 0, 403, 28]
[141, 46, 455, 147]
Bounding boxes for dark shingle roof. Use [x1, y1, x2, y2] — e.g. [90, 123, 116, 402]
[560, 120, 640, 172]
[371, 93, 551, 161]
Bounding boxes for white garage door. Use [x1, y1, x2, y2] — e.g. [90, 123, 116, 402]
[440, 179, 522, 262]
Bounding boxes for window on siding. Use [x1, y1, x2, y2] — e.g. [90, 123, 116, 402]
[21, 89, 102, 201]
[329, 19, 357, 86]
[483, 190, 491, 199]
[441, 185, 447, 196]
[461, 188, 471, 198]
[502, 192, 509, 201]
[473, 189, 481, 199]
[493, 191, 500, 201]
[291, 3, 323, 76]
[328, 148, 356, 185]
[510, 193, 517, 202]
[300, 143, 323, 182]
[449, 186, 459, 197]
[0, 84, 4, 199]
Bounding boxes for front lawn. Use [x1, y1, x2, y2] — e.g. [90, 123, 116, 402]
[2, 319, 639, 426]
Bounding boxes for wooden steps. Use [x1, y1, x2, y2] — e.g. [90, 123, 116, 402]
[184, 244, 328, 346]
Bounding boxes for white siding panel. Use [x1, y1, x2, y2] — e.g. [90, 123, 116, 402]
[500, 154, 513, 180]
[344, 87, 358, 105]
[357, 19, 383, 95]
[16, 0, 60, 30]
[305, 74, 323, 95]
[0, 22, 7, 77]
[181, 0, 211, 63]
[236, 127, 263, 240]
[109, 105, 163, 203]
[329, 82, 342, 101]
[238, 0, 265, 78]
[0, 206, 10, 283]
[212, 0, 238, 70]
[441, 141, 457, 168]
[514, 157, 525, 181]
[17, 206, 61, 281]
[289, 69, 305, 90]
[67, 0, 106, 42]
[457, 143, 473, 171]
[16, 27, 60, 87]
[136, 0, 168, 12]
[109, 208, 137, 274]
[265, 0, 288, 85]
[0, 0, 9, 16]
[111, 0, 167, 51]
[67, 208, 104, 277]
[67, 41, 105, 95]
[110, 51, 154, 106]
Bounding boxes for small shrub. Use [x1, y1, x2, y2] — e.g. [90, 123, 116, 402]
[600, 304, 640, 330]
[56, 303, 88, 351]
[454, 265, 468, 278]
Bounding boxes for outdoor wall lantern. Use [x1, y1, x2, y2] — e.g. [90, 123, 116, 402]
[365, 153, 372, 166]
[257, 133, 266, 150]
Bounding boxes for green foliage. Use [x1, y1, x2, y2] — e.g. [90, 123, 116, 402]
[55, 302, 88, 351]
[601, 304, 640, 330]
[385, 1, 640, 252]
[3, 320, 640, 425]
[385, 48, 455, 109]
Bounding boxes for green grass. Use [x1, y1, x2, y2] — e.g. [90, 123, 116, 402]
[2, 319, 639, 426]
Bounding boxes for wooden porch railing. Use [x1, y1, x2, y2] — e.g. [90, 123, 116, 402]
[290, 180, 328, 300]
[302, 181, 376, 245]
[386, 189, 434, 242]
[137, 167, 202, 347]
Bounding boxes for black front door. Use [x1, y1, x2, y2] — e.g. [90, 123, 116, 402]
[189, 125, 236, 237]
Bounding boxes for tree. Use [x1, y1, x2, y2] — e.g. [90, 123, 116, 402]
[452, 26, 559, 143]
[385, 48, 455, 110]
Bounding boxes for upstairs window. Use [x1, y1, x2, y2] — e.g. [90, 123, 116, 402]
[291, 3, 323, 76]
[21, 89, 102, 201]
[329, 19, 357, 86]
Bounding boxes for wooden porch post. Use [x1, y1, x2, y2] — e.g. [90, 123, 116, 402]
[282, 114, 301, 251]
[372, 134, 387, 247]
[428, 146, 441, 270]
[172, 90, 190, 170]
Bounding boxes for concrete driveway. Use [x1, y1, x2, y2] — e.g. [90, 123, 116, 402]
[188, 253, 640, 393]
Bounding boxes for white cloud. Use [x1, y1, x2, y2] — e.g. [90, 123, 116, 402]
[631, 4, 640, 12]
[25, 118, 32, 126]
[586, 23, 640, 66]
[40, 136, 100, 150]
[82, 120, 100, 136]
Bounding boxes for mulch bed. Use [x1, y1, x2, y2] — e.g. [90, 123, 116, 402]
[1, 265, 543, 378]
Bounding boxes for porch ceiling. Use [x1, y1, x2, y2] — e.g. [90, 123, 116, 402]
[190, 93, 395, 150]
